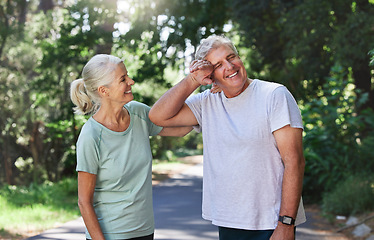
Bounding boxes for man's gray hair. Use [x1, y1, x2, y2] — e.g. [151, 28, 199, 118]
[195, 35, 239, 60]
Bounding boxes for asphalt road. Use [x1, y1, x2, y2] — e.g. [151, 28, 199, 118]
[25, 162, 348, 240]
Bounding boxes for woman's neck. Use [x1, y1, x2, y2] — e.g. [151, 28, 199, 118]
[93, 104, 130, 132]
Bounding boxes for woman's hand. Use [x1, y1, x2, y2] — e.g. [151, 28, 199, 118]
[210, 83, 222, 94]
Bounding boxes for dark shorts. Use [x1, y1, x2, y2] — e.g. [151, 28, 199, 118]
[87, 233, 154, 240]
[218, 226, 274, 240]
[128, 233, 154, 240]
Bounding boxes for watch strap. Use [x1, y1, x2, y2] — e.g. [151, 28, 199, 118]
[278, 215, 296, 225]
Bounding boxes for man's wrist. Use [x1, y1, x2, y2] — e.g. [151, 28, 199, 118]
[278, 215, 296, 226]
[185, 74, 201, 88]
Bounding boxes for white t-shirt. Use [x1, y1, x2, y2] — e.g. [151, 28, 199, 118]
[186, 79, 306, 230]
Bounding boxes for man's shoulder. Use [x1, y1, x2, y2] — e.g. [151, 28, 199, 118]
[254, 79, 284, 90]
[187, 88, 219, 102]
[253, 79, 287, 96]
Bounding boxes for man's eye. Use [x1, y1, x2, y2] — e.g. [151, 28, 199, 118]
[228, 55, 236, 61]
[214, 64, 222, 70]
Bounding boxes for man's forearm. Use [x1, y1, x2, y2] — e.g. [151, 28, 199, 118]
[279, 161, 304, 218]
[149, 74, 200, 126]
[272, 162, 304, 240]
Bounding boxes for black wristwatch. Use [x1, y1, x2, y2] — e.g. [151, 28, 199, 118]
[278, 215, 295, 225]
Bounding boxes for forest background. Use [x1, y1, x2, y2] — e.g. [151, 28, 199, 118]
[0, 0, 374, 224]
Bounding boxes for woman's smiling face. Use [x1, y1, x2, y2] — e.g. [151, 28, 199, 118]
[105, 62, 135, 104]
[206, 44, 248, 98]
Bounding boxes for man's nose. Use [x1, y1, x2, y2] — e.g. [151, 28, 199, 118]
[223, 59, 234, 70]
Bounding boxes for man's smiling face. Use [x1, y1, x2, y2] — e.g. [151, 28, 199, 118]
[206, 44, 248, 98]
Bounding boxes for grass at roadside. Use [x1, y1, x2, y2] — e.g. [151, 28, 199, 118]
[0, 178, 80, 239]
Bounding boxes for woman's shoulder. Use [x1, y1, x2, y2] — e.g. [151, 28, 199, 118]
[125, 101, 151, 118]
[78, 118, 102, 142]
[126, 101, 150, 110]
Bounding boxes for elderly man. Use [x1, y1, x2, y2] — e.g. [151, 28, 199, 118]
[149, 35, 306, 240]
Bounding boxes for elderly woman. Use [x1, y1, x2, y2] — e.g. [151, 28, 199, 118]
[70, 54, 191, 240]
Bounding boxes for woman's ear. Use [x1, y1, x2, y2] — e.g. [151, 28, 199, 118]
[97, 86, 109, 97]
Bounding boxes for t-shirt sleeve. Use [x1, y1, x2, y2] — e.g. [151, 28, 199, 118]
[76, 130, 100, 174]
[269, 86, 303, 132]
[130, 101, 162, 136]
[146, 110, 163, 136]
[185, 92, 205, 133]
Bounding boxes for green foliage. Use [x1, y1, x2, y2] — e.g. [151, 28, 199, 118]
[121, 0, 231, 77]
[370, 49, 374, 66]
[0, 178, 79, 235]
[230, 0, 374, 108]
[1, 178, 78, 207]
[322, 175, 374, 216]
[0, 2, 373, 222]
[302, 64, 374, 202]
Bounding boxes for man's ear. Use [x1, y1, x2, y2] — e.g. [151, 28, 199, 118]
[97, 86, 108, 97]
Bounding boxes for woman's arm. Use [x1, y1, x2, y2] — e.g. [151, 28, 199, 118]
[78, 171, 105, 240]
[157, 126, 194, 137]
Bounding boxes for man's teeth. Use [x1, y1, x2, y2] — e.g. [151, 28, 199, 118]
[125, 90, 132, 93]
[227, 72, 238, 78]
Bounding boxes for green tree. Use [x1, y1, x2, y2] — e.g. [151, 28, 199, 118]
[301, 64, 372, 201]
[1, 0, 373, 199]
[0, 0, 121, 184]
[230, 0, 374, 110]
[29, 0, 121, 182]
[121, 0, 230, 85]
[0, 0, 38, 184]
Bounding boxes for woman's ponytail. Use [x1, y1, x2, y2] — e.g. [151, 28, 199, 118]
[70, 79, 96, 115]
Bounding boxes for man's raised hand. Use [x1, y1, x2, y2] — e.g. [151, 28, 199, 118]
[189, 60, 214, 85]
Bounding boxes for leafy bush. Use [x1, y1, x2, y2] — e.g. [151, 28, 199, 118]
[0, 178, 79, 236]
[301, 64, 374, 202]
[322, 175, 374, 216]
[1, 178, 78, 208]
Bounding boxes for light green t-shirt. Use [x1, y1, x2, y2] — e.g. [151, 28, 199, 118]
[76, 101, 162, 240]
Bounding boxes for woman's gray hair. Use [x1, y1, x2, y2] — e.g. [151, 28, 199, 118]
[195, 35, 239, 60]
[70, 54, 123, 115]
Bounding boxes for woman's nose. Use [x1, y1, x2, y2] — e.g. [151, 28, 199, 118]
[127, 78, 135, 85]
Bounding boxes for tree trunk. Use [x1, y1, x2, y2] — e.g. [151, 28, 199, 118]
[95, 0, 116, 54]
[2, 136, 14, 185]
[30, 121, 43, 183]
[0, 1, 10, 59]
[38, 0, 54, 13]
[95, 22, 115, 54]
[352, 61, 374, 111]
[18, 0, 27, 25]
